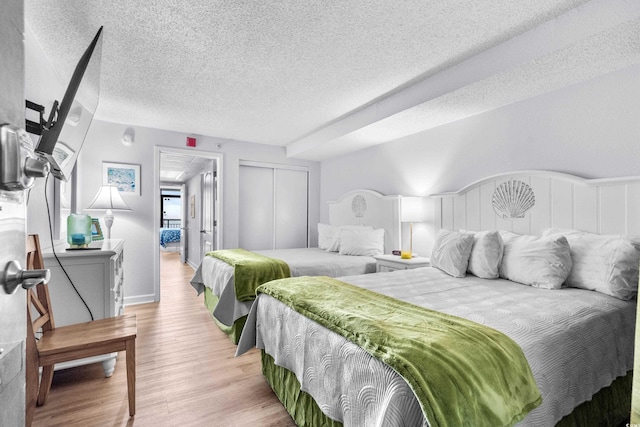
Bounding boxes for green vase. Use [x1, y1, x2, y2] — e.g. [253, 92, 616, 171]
[67, 214, 92, 247]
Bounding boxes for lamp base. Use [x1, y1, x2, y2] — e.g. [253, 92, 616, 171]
[104, 210, 114, 240]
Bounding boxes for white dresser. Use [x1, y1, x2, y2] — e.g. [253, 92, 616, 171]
[41, 239, 125, 376]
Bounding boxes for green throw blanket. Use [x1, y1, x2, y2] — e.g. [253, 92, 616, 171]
[208, 249, 290, 302]
[257, 276, 542, 427]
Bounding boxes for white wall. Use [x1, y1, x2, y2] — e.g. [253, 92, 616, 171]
[320, 64, 640, 256]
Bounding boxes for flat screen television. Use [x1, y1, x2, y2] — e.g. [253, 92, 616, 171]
[35, 26, 103, 182]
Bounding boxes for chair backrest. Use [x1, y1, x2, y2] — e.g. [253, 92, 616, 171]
[26, 234, 56, 336]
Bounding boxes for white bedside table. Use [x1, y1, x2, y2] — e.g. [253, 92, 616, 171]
[373, 254, 431, 272]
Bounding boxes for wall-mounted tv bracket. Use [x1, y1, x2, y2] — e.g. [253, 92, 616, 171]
[25, 99, 58, 136]
[25, 100, 44, 135]
[0, 124, 50, 191]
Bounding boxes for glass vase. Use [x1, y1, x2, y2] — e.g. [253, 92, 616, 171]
[67, 214, 92, 248]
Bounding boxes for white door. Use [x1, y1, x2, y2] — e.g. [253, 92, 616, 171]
[0, 193, 27, 426]
[200, 169, 215, 255]
[239, 165, 274, 250]
[180, 184, 187, 263]
[274, 168, 308, 249]
[0, 12, 28, 424]
[239, 162, 308, 250]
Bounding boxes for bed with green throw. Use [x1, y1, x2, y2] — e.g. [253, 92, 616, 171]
[190, 248, 377, 343]
[237, 267, 635, 426]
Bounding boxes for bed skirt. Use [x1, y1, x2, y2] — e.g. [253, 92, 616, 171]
[261, 349, 631, 427]
[262, 351, 342, 427]
[204, 287, 247, 345]
[555, 371, 631, 427]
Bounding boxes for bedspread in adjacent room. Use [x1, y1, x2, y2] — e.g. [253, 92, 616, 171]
[159, 228, 180, 248]
[237, 267, 636, 426]
[190, 247, 377, 327]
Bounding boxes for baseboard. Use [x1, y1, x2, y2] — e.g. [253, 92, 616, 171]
[124, 294, 156, 306]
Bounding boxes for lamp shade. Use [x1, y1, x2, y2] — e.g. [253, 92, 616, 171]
[401, 197, 423, 223]
[87, 185, 131, 211]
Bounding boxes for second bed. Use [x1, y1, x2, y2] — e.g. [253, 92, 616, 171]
[190, 189, 402, 343]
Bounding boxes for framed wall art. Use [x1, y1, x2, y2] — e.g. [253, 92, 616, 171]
[103, 162, 140, 195]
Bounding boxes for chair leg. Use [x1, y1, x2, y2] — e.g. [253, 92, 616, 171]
[126, 338, 136, 416]
[37, 365, 54, 406]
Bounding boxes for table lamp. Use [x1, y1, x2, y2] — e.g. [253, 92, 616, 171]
[87, 185, 131, 239]
[400, 196, 424, 259]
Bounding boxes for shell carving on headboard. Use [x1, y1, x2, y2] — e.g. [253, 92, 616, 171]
[351, 195, 367, 218]
[492, 180, 535, 219]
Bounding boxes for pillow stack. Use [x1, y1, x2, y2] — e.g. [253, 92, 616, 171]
[430, 227, 639, 301]
[317, 224, 384, 256]
[430, 229, 505, 279]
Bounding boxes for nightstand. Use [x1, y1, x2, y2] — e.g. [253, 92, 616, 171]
[373, 254, 431, 272]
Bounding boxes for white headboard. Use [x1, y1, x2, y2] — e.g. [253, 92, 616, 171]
[431, 170, 640, 236]
[328, 189, 401, 253]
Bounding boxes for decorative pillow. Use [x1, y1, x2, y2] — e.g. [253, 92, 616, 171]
[542, 228, 640, 300]
[338, 227, 384, 256]
[462, 230, 504, 279]
[430, 230, 474, 278]
[318, 223, 338, 250]
[327, 225, 374, 252]
[498, 231, 572, 290]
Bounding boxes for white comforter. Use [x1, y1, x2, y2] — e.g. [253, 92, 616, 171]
[237, 267, 636, 426]
[190, 248, 377, 326]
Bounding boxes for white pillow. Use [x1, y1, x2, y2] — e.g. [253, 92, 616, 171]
[430, 230, 474, 278]
[338, 227, 384, 256]
[499, 231, 572, 290]
[326, 225, 374, 252]
[463, 230, 503, 279]
[542, 228, 640, 300]
[318, 223, 338, 250]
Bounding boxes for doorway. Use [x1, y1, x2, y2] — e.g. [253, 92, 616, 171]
[153, 146, 223, 302]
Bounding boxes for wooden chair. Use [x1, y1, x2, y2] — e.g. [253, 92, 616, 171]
[25, 234, 137, 419]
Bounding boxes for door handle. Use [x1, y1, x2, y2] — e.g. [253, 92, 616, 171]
[1, 260, 50, 294]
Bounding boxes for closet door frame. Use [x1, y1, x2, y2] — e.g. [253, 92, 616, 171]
[239, 160, 309, 250]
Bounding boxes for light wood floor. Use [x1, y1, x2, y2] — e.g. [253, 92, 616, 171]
[33, 251, 295, 426]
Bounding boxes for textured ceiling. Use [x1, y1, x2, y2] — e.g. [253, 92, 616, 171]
[24, 0, 640, 161]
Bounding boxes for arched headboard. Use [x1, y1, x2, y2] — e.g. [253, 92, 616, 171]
[430, 170, 640, 236]
[328, 189, 401, 253]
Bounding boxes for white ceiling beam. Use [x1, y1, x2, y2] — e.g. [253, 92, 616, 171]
[286, 0, 640, 160]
